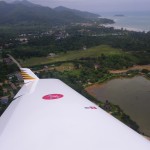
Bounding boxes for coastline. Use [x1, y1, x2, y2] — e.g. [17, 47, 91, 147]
[104, 24, 145, 32]
[101, 13, 150, 33]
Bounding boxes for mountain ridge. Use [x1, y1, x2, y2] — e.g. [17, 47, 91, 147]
[54, 6, 100, 19]
[0, 0, 105, 26]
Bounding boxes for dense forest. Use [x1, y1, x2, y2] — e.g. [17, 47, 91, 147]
[1, 25, 150, 65]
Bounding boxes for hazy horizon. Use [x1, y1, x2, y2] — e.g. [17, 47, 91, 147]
[3, 0, 150, 13]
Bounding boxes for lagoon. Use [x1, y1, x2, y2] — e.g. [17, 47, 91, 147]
[86, 76, 150, 136]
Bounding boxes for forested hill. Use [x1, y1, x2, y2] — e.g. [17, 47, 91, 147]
[0, 0, 101, 25]
[54, 6, 100, 19]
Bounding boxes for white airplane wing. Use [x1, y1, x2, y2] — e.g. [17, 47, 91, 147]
[0, 68, 150, 150]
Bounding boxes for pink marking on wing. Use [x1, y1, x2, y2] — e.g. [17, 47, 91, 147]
[85, 106, 97, 109]
[42, 94, 64, 100]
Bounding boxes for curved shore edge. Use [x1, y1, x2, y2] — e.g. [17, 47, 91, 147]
[85, 65, 150, 137]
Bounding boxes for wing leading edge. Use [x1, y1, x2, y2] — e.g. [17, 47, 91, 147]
[0, 68, 150, 150]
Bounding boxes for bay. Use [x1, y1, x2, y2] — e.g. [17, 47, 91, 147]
[99, 11, 150, 32]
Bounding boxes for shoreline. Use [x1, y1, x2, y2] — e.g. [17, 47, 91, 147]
[86, 64, 150, 93]
[104, 24, 147, 32]
[85, 74, 150, 138]
[85, 82, 105, 98]
[85, 76, 127, 96]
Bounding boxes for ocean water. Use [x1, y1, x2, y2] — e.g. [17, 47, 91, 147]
[99, 11, 150, 32]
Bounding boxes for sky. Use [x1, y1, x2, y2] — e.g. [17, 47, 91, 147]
[4, 0, 150, 13]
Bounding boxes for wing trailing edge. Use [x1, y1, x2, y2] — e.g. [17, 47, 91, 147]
[7, 54, 39, 83]
[20, 68, 39, 83]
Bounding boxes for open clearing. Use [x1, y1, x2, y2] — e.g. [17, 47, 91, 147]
[22, 45, 123, 67]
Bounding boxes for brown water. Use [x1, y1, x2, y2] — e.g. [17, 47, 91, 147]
[87, 76, 150, 136]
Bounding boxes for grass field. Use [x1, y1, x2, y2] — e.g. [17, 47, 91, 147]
[22, 45, 123, 67]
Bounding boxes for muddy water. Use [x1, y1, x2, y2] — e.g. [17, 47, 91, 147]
[86, 76, 150, 136]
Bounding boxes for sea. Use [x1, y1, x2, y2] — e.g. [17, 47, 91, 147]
[98, 11, 150, 32]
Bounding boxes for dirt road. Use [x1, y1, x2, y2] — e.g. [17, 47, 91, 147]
[109, 65, 150, 74]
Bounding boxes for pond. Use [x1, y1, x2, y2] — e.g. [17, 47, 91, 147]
[86, 76, 150, 136]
